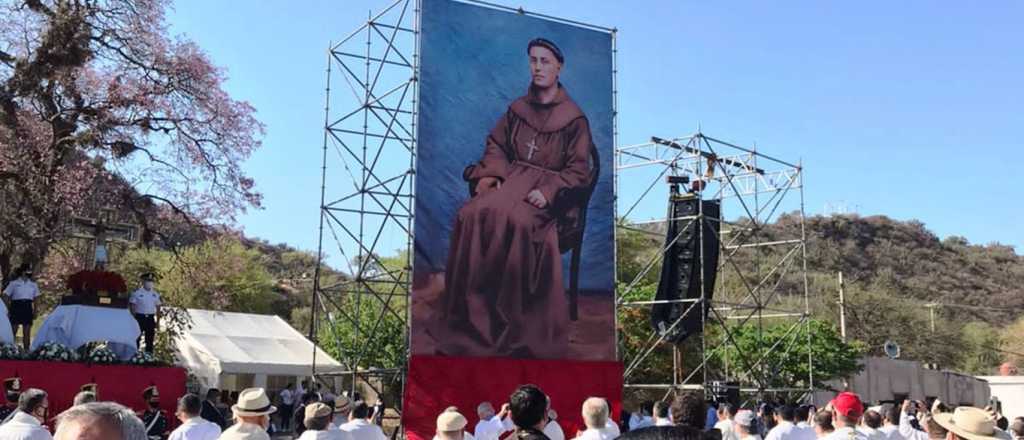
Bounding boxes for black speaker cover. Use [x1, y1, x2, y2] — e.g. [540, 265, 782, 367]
[650, 192, 721, 344]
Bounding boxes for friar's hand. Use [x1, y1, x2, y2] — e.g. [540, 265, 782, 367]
[476, 177, 501, 195]
[526, 189, 548, 208]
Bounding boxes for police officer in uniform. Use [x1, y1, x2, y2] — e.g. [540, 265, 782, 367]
[0, 377, 20, 422]
[2, 266, 40, 351]
[141, 385, 168, 440]
[130, 273, 162, 353]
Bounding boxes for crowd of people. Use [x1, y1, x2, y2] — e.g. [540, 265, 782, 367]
[0, 379, 388, 440]
[431, 385, 1021, 440]
[0, 377, 1021, 440]
[607, 391, 1021, 440]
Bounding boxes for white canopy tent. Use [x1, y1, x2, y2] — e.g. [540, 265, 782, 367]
[174, 308, 345, 391]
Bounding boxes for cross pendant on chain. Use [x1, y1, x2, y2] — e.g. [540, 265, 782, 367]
[526, 138, 539, 160]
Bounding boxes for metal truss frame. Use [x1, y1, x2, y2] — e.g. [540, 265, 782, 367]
[617, 132, 814, 402]
[311, 0, 418, 425]
[311, 0, 616, 432]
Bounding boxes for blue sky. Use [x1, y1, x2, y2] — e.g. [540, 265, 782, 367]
[168, 0, 1023, 256]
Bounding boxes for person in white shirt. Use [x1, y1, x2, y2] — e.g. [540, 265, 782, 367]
[169, 394, 221, 440]
[736, 410, 763, 440]
[279, 384, 295, 432]
[793, 405, 818, 440]
[814, 411, 835, 439]
[474, 402, 511, 440]
[878, 405, 904, 440]
[3, 267, 41, 351]
[766, 405, 800, 440]
[339, 401, 387, 440]
[299, 402, 351, 440]
[53, 401, 149, 440]
[0, 389, 52, 440]
[129, 272, 162, 353]
[654, 401, 674, 427]
[543, 408, 564, 440]
[858, 410, 887, 440]
[219, 387, 277, 440]
[715, 403, 738, 440]
[822, 392, 868, 440]
[629, 401, 655, 431]
[897, 401, 928, 440]
[578, 397, 616, 440]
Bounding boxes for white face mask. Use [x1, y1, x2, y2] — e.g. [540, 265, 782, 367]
[144, 281, 154, 289]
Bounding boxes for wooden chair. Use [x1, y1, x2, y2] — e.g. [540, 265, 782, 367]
[555, 146, 600, 321]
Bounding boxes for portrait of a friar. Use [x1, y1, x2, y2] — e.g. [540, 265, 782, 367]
[435, 38, 598, 359]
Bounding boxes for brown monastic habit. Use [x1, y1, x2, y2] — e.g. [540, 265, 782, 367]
[438, 85, 595, 359]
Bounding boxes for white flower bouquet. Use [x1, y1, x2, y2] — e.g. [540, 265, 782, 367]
[85, 345, 119, 364]
[128, 350, 160, 366]
[0, 343, 25, 360]
[31, 342, 78, 362]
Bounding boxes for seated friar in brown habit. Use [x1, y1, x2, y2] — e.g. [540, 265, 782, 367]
[438, 37, 598, 359]
[0, 377, 20, 422]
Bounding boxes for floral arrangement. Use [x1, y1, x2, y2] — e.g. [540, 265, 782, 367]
[128, 350, 161, 366]
[0, 344, 26, 360]
[84, 345, 119, 364]
[66, 270, 128, 296]
[32, 342, 77, 362]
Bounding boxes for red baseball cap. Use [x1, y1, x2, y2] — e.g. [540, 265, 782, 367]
[831, 392, 864, 418]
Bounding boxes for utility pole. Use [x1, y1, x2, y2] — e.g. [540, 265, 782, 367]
[838, 271, 847, 342]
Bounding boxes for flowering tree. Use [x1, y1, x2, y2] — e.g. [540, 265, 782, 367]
[0, 0, 264, 283]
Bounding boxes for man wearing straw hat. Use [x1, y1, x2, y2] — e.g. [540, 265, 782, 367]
[219, 388, 276, 440]
[298, 402, 351, 440]
[436, 408, 474, 440]
[933, 407, 1012, 440]
[330, 396, 353, 431]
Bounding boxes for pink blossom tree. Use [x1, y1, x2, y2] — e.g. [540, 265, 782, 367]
[0, 0, 264, 284]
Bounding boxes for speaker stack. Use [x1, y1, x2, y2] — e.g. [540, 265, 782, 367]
[650, 178, 721, 344]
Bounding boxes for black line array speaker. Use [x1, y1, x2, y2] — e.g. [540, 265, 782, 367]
[650, 188, 721, 344]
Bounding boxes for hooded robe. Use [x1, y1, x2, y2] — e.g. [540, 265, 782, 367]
[438, 84, 596, 359]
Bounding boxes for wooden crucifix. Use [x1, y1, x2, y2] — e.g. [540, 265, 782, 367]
[69, 208, 140, 270]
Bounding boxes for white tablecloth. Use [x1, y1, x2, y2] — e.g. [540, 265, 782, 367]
[31, 305, 140, 360]
[0, 301, 13, 345]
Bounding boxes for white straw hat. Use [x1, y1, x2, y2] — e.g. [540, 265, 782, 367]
[933, 407, 1011, 440]
[231, 388, 277, 417]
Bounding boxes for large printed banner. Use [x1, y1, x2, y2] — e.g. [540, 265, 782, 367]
[408, 2, 618, 437]
[412, 0, 615, 363]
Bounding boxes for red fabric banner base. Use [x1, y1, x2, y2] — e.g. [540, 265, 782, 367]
[0, 360, 187, 430]
[404, 355, 623, 440]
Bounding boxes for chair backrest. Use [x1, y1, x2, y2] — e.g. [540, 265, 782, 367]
[557, 143, 600, 253]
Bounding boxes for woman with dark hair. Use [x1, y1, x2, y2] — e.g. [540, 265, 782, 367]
[439, 37, 597, 359]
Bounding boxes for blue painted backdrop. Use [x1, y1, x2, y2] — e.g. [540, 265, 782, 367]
[415, 0, 614, 294]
